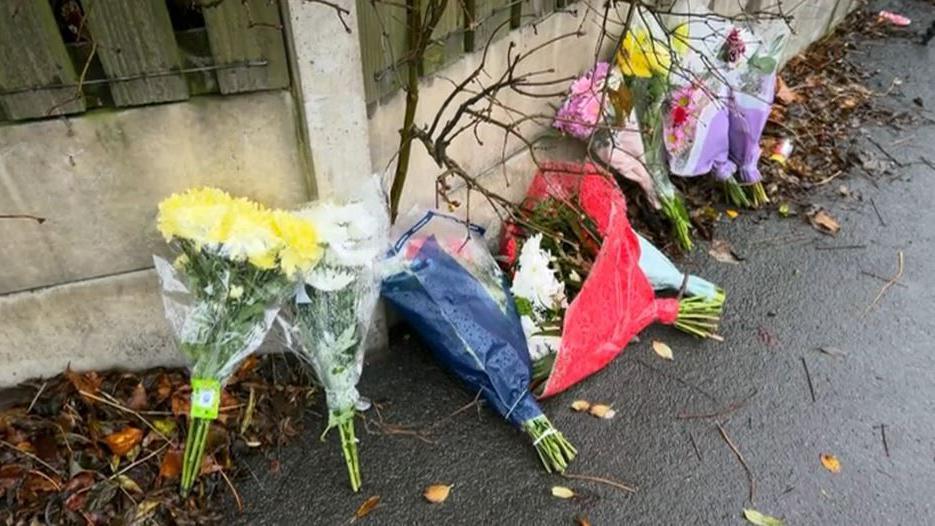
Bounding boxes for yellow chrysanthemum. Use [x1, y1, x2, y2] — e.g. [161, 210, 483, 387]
[616, 26, 684, 78]
[216, 198, 282, 269]
[157, 187, 233, 245]
[272, 211, 323, 279]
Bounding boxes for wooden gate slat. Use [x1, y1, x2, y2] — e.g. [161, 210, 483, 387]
[202, 0, 289, 94]
[357, 0, 409, 103]
[0, 2, 85, 120]
[83, 0, 188, 107]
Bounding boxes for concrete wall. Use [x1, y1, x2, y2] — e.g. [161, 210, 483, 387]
[366, 0, 859, 236]
[0, 0, 856, 386]
[0, 90, 311, 385]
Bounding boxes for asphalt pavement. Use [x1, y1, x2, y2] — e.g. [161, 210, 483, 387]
[232, 2, 935, 523]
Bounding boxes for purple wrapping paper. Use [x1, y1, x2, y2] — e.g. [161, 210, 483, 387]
[728, 72, 777, 184]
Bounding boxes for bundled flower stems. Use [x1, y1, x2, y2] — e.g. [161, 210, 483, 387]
[382, 210, 576, 472]
[615, 12, 694, 250]
[501, 162, 724, 396]
[155, 188, 324, 496]
[287, 193, 387, 492]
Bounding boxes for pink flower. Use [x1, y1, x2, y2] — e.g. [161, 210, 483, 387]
[554, 62, 612, 140]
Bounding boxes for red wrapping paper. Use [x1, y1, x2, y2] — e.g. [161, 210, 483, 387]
[503, 162, 679, 398]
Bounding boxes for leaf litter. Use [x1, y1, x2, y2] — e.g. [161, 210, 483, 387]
[0, 355, 316, 525]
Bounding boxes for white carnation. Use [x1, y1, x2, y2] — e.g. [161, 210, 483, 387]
[306, 267, 355, 292]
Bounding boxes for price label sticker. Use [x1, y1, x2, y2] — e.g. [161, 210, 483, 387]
[190, 378, 221, 419]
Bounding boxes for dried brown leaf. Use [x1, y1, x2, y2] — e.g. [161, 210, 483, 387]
[423, 484, 452, 503]
[652, 340, 674, 361]
[775, 76, 800, 105]
[551, 485, 575, 499]
[588, 404, 616, 419]
[159, 449, 182, 480]
[708, 240, 741, 264]
[127, 382, 147, 411]
[103, 427, 143, 457]
[809, 209, 841, 235]
[570, 400, 591, 412]
[355, 495, 380, 519]
[820, 453, 841, 473]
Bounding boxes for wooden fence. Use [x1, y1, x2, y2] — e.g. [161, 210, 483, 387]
[0, 0, 290, 122]
[357, 0, 568, 103]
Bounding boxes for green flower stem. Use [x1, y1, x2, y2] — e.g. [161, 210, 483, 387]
[523, 415, 576, 473]
[180, 417, 211, 497]
[337, 415, 362, 492]
[724, 180, 752, 208]
[659, 194, 693, 252]
[750, 182, 769, 207]
[675, 294, 724, 339]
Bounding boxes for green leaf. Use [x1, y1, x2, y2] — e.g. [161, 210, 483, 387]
[514, 297, 533, 317]
[749, 56, 777, 74]
[743, 508, 784, 526]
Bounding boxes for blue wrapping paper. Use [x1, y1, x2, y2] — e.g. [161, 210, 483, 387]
[382, 214, 542, 427]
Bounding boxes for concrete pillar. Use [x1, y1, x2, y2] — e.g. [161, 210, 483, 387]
[280, 0, 389, 352]
[281, 0, 375, 199]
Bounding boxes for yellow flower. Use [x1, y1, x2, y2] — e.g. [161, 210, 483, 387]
[216, 198, 282, 269]
[157, 187, 233, 245]
[173, 253, 190, 270]
[272, 210, 323, 279]
[616, 25, 685, 78]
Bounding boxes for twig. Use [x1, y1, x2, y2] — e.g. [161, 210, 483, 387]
[677, 389, 757, 420]
[28, 469, 61, 491]
[815, 244, 866, 251]
[108, 443, 168, 480]
[27, 381, 47, 413]
[0, 214, 46, 224]
[867, 136, 904, 167]
[870, 198, 887, 227]
[632, 359, 718, 403]
[220, 468, 244, 512]
[304, 0, 352, 33]
[863, 251, 904, 315]
[919, 156, 935, 172]
[860, 270, 907, 288]
[874, 424, 890, 457]
[801, 357, 816, 403]
[0, 439, 63, 477]
[715, 422, 755, 503]
[688, 431, 703, 462]
[430, 390, 482, 429]
[562, 472, 638, 493]
[78, 390, 171, 444]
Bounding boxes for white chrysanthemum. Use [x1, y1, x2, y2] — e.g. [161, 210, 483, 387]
[306, 266, 355, 292]
[511, 234, 565, 312]
[296, 201, 380, 267]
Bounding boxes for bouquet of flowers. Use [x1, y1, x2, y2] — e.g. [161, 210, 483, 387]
[725, 25, 787, 206]
[615, 11, 695, 250]
[285, 195, 387, 492]
[381, 210, 576, 472]
[660, 11, 780, 208]
[501, 162, 724, 396]
[154, 188, 323, 496]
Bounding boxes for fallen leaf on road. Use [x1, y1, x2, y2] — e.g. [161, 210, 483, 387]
[355, 495, 380, 519]
[775, 77, 799, 105]
[116, 474, 143, 494]
[423, 484, 452, 503]
[708, 239, 742, 264]
[726, 209, 739, 219]
[652, 340, 674, 361]
[743, 508, 784, 526]
[103, 427, 143, 457]
[588, 404, 616, 419]
[778, 202, 791, 217]
[808, 208, 840, 235]
[551, 486, 575, 499]
[576, 516, 591, 526]
[570, 400, 591, 412]
[820, 453, 841, 473]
